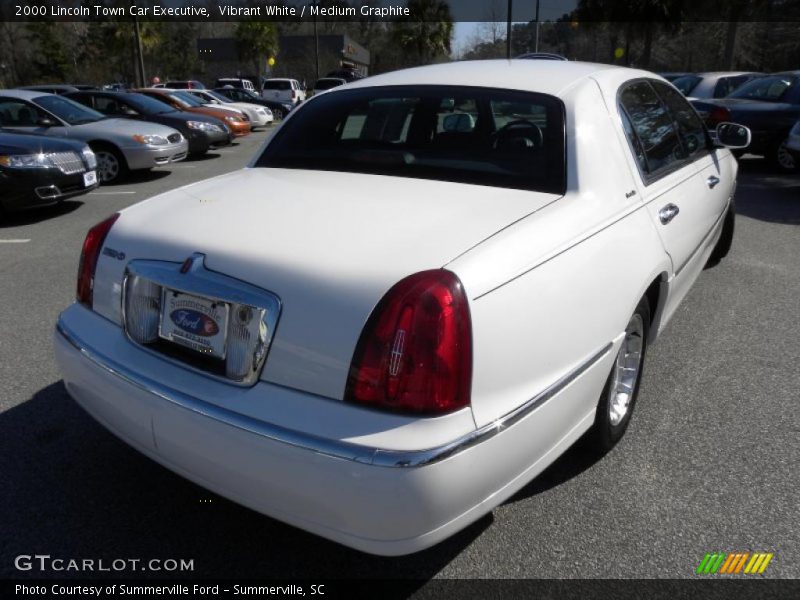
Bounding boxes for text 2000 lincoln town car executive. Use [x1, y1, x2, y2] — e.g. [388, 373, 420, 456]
[54, 61, 749, 555]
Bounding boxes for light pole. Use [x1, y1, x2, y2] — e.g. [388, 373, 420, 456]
[313, 1, 320, 82]
[534, 0, 540, 52]
[133, 15, 146, 87]
[506, 0, 512, 58]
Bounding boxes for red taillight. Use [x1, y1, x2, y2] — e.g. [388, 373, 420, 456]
[708, 106, 731, 126]
[345, 270, 472, 415]
[77, 213, 120, 308]
[291, 90, 296, 100]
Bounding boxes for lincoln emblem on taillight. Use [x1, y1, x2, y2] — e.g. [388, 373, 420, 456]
[389, 329, 406, 377]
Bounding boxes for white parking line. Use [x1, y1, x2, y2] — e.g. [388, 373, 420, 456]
[0, 239, 31, 243]
[89, 191, 137, 195]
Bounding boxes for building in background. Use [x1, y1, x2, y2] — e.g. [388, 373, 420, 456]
[197, 34, 369, 88]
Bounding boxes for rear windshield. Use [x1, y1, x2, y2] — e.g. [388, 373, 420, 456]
[729, 75, 797, 101]
[168, 91, 205, 107]
[123, 93, 176, 115]
[256, 85, 565, 193]
[264, 80, 291, 91]
[35, 94, 104, 124]
[671, 75, 701, 96]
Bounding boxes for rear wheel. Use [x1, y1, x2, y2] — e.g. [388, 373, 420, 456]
[272, 107, 285, 120]
[589, 297, 650, 453]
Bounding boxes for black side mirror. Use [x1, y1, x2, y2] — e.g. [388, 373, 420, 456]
[715, 122, 751, 149]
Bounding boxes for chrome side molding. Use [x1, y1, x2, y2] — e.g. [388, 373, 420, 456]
[57, 316, 611, 469]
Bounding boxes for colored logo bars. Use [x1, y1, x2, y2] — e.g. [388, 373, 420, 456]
[697, 552, 773, 574]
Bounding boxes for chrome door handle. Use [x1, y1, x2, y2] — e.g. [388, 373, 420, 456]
[659, 203, 680, 224]
[707, 175, 720, 188]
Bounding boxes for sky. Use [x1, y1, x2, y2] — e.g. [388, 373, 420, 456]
[452, 0, 578, 56]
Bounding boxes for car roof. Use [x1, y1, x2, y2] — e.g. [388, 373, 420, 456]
[690, 71, 761, 78]
[0, 89, 52, 100]
[19, 84, 78, 90]
[344, 60, 646, 97]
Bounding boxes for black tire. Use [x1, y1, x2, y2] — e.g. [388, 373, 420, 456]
[768, 138, 798, 173]
[272, 107, 285, 120]
[90, 143, 128, 184]
[589, 297, 650, 454]
[706, 202, 735, 268]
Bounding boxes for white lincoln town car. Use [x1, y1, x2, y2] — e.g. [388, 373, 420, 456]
[54, 61, 749, 555]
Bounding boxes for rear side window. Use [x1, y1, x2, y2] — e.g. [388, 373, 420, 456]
[652, 81, 708, 160]
[0, 98, 47, 125]
[265, 81, 291, 91]
[619, 81, 682, 179]
[256, 85, 566, 194]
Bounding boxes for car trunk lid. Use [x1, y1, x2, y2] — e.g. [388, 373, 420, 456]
[108, 168, 560, 399]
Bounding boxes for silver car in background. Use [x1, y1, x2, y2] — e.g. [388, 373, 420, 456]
[671, 72, 762, 100]
[0, 89, 188, 183]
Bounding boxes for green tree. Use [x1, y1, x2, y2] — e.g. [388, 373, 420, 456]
[234, 21, 279, 79]
[390, 0, 453, 67]
[26, 23, 71, 81]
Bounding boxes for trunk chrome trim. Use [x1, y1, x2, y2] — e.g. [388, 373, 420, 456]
[57, 315, 611, 469]
[121, 255, 281, 387]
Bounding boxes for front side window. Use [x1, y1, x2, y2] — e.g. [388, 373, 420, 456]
[256, 85, 565, 194]
[652, 81, 708, 160]
[619, 81, 682, 179]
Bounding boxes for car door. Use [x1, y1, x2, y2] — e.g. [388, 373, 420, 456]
[617, 80, 718, 312]
[652, 80, 733, 234]
[0, 97, 68, 138]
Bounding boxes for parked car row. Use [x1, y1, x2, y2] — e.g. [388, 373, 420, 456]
[689, 71, 800, 172]
[0, 83, 279, 214]
[668, 71, 763, 100]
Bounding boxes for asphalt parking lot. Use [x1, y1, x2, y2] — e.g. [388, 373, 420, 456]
[0, 133, 798, 581]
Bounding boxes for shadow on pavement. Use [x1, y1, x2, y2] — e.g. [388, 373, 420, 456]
[504, 434, 604, 504]
[0, 200, 83, 228]
[186, 152, 221, 162]
[103, 169, 172, 187]
[0, 381, 488, 580]
[735, 158, 800, 225]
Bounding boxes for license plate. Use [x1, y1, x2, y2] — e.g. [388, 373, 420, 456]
[83, 170, 97, 187]
[159, 290, 229, 359]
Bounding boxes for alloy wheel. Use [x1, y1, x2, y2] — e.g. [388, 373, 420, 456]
[95, 151, 120, 183]
[608, 313, 645, 426]
[776, 141, 796, 171]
